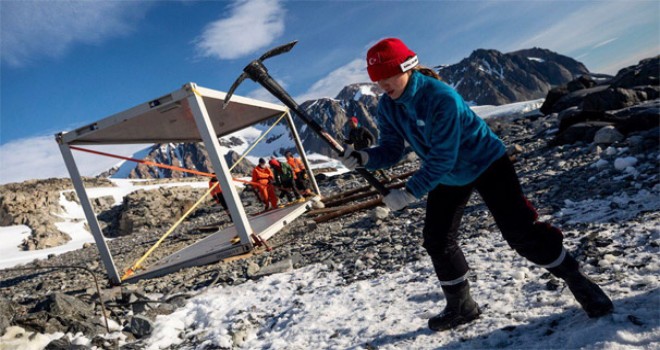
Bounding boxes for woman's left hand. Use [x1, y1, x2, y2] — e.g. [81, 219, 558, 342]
[382, 188, 416, 211]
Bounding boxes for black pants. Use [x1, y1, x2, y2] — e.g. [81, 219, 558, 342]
[278, 178, 302, 200]
[212, 194, 228, 211]
[422, 155, 564, 284]
[294, 171, 308, 192]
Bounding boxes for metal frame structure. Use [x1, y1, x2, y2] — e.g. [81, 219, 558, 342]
[55, 83, 319, 285]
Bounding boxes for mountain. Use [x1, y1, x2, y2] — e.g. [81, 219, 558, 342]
[436, 47, 589, 105]
[109, 48, 589, 179]
[110, 133, 270, 179]
[295, 83, 382, 157]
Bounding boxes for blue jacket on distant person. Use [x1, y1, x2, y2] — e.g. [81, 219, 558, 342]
[363, 70, 506, 198]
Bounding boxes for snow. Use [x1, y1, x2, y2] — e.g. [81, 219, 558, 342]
[527, 57, 546, 63]
[449, 78, 464, 89]
[471, 99, 545, 119]
[0, 179, 210, 269]
[478, 59, 505, 79]
[143, 203, 659, 349]
[354, 85, 378, 100]
[2, 99, 659, 349]
[111, 146, 153, 178]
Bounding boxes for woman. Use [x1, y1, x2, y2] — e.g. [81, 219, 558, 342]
[339, 38, 613, 331]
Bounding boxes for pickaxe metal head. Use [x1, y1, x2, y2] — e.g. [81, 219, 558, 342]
[223, 40, 298, 109]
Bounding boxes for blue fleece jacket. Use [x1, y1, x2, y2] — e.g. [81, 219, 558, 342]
[363, 71, 506, 198]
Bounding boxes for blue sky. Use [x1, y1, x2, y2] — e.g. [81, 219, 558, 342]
[1, 0, 658, 184]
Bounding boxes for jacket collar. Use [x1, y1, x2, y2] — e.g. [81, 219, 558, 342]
[393, 70, 422, 106]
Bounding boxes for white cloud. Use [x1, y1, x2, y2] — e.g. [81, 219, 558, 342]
[594, 46, 660, 75]
[592, 37, 618, 49]
[511, 2, 654, 54]
[0, 1, 149, 67]
[0, 135, 149, 185]
[295, 59, 370, 103]
[195, 0, 285, 60]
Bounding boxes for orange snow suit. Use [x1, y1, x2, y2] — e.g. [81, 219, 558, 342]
[286, 156, 304, 177]
[251, 165, 278, 209]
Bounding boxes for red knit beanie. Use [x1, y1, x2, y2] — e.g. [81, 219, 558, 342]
[350, 116, 358, 125]
[366, 38, 418, 82]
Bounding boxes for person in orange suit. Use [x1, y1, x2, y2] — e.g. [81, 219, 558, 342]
[285, 151, 313, 196]
[251, 158, 278, 211]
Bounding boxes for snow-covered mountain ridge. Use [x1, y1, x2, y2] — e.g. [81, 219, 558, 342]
[108, 47, 590, 180]
[437, 47, 590, 106]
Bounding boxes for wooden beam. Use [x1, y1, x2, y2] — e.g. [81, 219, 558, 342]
[321, 169, 416, 203]
[323, 181, 406, 207]
[313, 197, 385, 223]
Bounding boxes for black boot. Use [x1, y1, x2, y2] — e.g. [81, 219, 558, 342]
[548, 253, 613, 318]
[429, 281, 481, 331]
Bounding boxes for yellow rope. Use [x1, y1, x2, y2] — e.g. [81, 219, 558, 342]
[121, 110, 288, 281]
[121, 182, 220, 281]
[233, 111, 288, 166]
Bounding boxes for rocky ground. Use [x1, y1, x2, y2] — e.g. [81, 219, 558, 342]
[1, 105, 657, 348]
[0, 58, 658, 348]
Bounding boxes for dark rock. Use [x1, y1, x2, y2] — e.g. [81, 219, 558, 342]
[553, 121, 615, 146]
[594, 126, 624, 145]
[583, 87, 659, 112]
[67, 319, 106, 338]
[128, 315, 154, 338]
[614, 106, 660, 135]
[252, 258, 293, 278]
[550, 85, 611, 114]
[45, 337, 72, 350]
[558, 110, 615, 133]
[14, 311, 62, 334]
[0, 298, 18, 336]
[567, 74, 598, 92]
[540, 86, 570, 115]
[33, 293, 93, 318]
[610, 56, 660, 89]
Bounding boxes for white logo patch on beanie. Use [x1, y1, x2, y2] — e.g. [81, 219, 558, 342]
[400, 55, 419, 72]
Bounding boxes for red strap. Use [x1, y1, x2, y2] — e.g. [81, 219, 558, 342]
[69, 145, 264, 188]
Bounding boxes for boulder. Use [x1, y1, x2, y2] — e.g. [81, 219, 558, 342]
[594, 126, 624, 145]
[44, 337, 85, 350]
[101, 186, 207, 237]
[558, 110, 614, 133]
[552, 121, 614, 146]
[33, 292, 93, 318]
[128, 315, 154, 338]
[583, 86, 659, 112]
[0, 177, 113, 250]
[609, 56, 659, 88]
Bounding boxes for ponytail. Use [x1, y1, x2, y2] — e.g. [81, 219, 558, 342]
[413, 66, 442, 81]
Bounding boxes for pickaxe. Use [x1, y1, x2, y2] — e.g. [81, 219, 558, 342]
[224, 41, 389, 196]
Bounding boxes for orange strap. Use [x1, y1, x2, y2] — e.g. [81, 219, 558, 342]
[69, 145, 263, 188]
